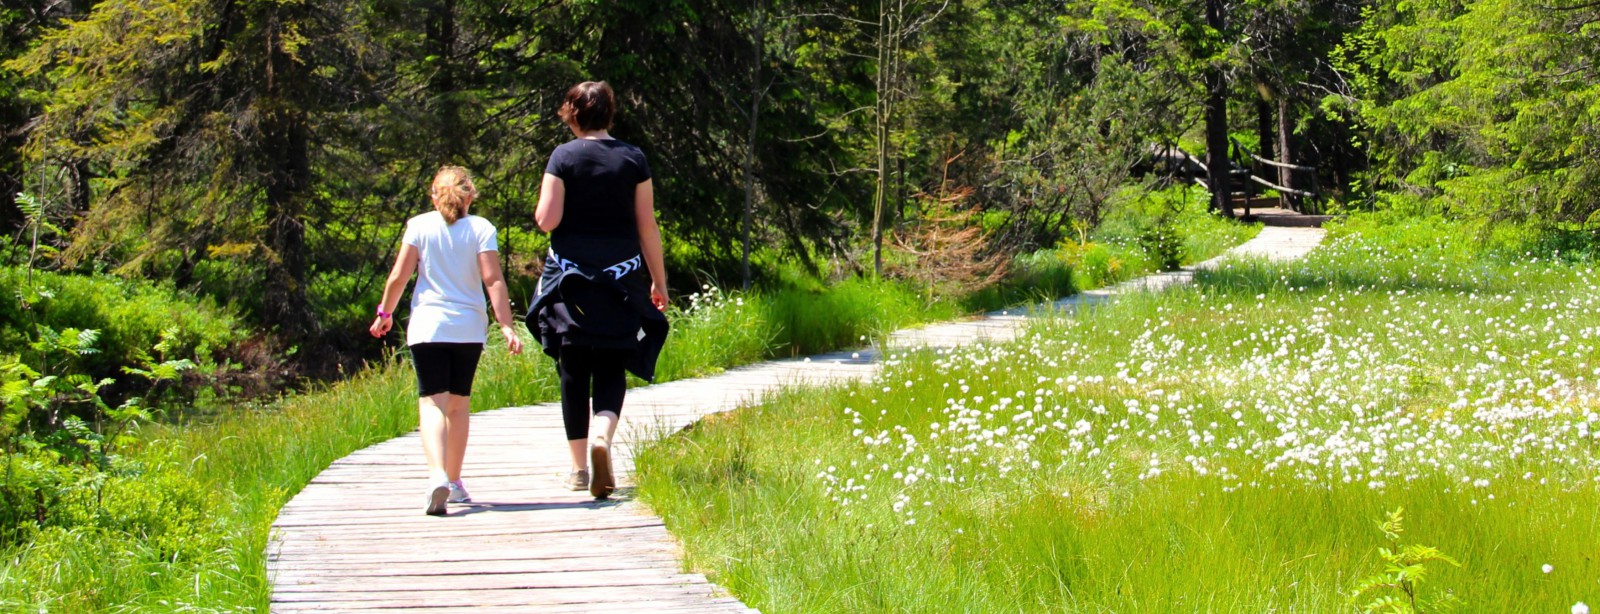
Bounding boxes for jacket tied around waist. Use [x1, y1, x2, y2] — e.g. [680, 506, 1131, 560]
[528, 248, 669, 382]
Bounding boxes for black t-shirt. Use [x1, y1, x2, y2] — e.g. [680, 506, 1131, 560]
[544, 138, 652, 259]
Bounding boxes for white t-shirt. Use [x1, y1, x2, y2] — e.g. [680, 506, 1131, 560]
[402, 211, 499, 344]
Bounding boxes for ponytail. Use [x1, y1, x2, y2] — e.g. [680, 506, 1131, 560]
[430, 166, 478, 224]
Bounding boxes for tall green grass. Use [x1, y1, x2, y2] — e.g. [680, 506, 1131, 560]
[634, 216, 1600, 612]
[761, 277, 965, 355]
[0, 272, 978, 610]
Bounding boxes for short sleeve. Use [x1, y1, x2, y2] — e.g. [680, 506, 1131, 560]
[477, 220, 498, 253]
[633, 148, 652, 183]
[544, 145, 570, 180]
[401, 217, 421, 247]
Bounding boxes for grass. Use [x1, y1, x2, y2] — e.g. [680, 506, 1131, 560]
[634, 217, 1600, 612]
[0, 271, 984, 610]
[0, 203, 1263, 610]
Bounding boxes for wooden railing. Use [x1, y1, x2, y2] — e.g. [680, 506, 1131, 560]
[1163, 141, 1322, 216]
[1230, 137, 1320, 215]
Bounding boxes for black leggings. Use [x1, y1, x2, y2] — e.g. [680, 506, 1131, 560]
[557, 345, 630, 441]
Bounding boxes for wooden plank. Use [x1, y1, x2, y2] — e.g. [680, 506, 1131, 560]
[273, 570, 711, 592]
[271, 603, 755, 614]
[269, 554, 682, 575]
[272, 591, 723, 608]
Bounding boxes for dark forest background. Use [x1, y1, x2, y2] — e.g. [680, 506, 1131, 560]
[4, 0, 1598, 377]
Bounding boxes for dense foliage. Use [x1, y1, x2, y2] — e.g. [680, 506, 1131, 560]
[0, 1, 1593, 345]
[0, 1, 1391, 361]
[1335, 0, 1600, 225]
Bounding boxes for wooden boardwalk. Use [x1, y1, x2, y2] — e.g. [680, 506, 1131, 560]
[267, 225, 1326, 612]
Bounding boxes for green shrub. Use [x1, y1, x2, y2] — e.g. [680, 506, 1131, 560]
[1071, 240, 1150, 289]
[1137, 213, 1185, 271]
[0, 267, 245, 387]
[0, 451, 73, 546]
[1094, 184, 1259, 271]
[58, 460, 227, 564]
[964, 249, 1081, 311]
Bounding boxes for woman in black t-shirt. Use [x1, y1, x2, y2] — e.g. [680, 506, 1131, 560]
[533, 81, 669, 499]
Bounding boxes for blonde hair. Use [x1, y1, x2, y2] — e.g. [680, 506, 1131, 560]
[430, 166, 478, 224]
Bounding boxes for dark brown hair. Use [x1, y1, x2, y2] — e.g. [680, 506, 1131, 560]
[558, 81, 616, 132]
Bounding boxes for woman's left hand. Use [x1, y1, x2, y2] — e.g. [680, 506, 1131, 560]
[500, 325, 524, 355]
[650, 282, 669, 311]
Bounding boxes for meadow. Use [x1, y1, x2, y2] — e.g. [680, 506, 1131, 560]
[0, 194, 1250, 610]
[634, 216, 1600, 613]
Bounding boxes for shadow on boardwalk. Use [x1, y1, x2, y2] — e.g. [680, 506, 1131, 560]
[266, 225, 1327, 613]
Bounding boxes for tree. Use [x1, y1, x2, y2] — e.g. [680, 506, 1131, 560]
[870, 0, 950, 277]
[1203, 0, 1235, 216]
[1, 1, 88, 237]
[1237, 0, 1367, 212]
[1340, 0, 1600, 225]
[9, 0, 383, 340]
[742, 0, 768, 290]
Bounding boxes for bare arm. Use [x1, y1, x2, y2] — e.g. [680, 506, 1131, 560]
[370, 243, 419, 338]
[535, 173, 565, 232]
[633, 179, 668, 310]
[478, 251, 524, 355]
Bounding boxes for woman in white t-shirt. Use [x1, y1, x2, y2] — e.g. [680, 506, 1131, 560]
[370, 166, 523, 516]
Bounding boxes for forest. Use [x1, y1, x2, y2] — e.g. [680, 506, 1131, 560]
[5, 0, 1598, 372]
[3, 0, 1600, 609]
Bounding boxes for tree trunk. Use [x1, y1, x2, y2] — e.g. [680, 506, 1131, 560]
[1204, 0, 1232, 217]
[1203, 77, 1231, 217]
[1255, 94, 1272, 183]
[426, 0, 463, 163]
[1277, 97, 1297, 212]
[1247, 96, 1272, 216]
[262, 106, 313, 339]
[67, 159, 91, 214]
[871, 1, 890, 278]
[261, 9, 315, 339]
[742, 0, 765, 291]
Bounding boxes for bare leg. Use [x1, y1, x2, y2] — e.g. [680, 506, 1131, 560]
[418, 393, 451, 484]
[591, 410, 619, 446]
[568, 438, 588, 472]
[568, 413, 619, 476]
[588, 410, 621, 498]
[443, 394, 471, 481]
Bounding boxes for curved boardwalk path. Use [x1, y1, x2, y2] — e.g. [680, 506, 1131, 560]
[267, 225, 1325, 612]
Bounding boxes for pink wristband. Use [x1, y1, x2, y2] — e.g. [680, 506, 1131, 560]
[376, 308, 392, 319]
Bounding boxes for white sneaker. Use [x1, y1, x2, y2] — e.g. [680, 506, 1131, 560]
[425, 482, 450, 516]
[447, 480, 471, 503]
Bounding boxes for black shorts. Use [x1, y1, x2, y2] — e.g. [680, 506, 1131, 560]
[410, 342, 484, 397]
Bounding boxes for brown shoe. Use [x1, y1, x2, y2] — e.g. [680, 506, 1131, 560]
[563, 469, 589, 491]
[589, 440, 615, 499]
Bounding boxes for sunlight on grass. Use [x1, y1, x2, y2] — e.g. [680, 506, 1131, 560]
[0, 273, 976, 610]
[636, 221, 1600, 612]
